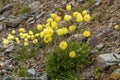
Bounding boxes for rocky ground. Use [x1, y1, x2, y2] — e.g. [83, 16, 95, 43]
[0, 0, 120, 80]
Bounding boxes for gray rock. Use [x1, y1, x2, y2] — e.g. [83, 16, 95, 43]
[95, 0, 101, 6]
[90, 49, 98, 54]
[0, 16, 5, 21]
[3, 13, 30, 28]
[96, 43, 104, 50]
[113, 53, 120, 60]
[4, 65, 12, 71]
[27, 17, 35, 22]
[0, 24, 3, 31]
[0, 4, 13, 14]
[35, 12, 45, 19]
[29, 20, 35, 24]
[4, 44, 14, 53]
[27, 68, 35, 76]
[40, 72, 47, 80]
[103, 48, 112, 53]
[77, 0, 84, 2]
[1, 43, 14, 55]
[95, 53, 119, 69]
[2, 75, 12, 80]
[89, 29, 113, 48]
[2, 44, 9, 49]
[29, 1, 41, 13]
[108, 20, 113, 28]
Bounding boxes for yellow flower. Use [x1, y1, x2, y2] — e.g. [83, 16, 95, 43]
[64, 15, 72, 21]
[73, 12, 79, 18]
[33, 39, 38, 44]
[84, 14, 91, 22]
[57, 28, 68, 35]
[29, 31, 33, 35]
[3, 39, 9, 45]
[18, 28, 25, 33]
[44, 35, 52, 43]
[47, 18, 53, 23]
[56, 29, 64, 36]
[24, 38, 28, 42]
[82, 10, 87, 16]
[15, 38, 20, 44]
[7, 34, 14, 40]
[69, 25, 76, 32]
[51, 21, 58, 30]
[83, 31, 91, 37]
[66, 5, 71, 11]
[59, 41, 67, 50]
[76, 14, 83, 22]
[43, 28, 53, 36]
[69, 51, 76, 58]
[40, 32, 44, 38]
[26, 34, 31, 39]
[51, 13, 57, 19]
[30, 35, 35, 40]
[24, 33, 28, 36]
[24, 41, 29, 46]
[20, 33, 25, 39]
[45, 22, 51, 28]
[11, 30, 16, 35]
[54, 16, 61, 22]
[37, 24, 43, 31]
[114, 25, 119, 30]
[62, 27, 68, 35]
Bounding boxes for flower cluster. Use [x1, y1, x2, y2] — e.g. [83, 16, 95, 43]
[2, 4, 91, 58]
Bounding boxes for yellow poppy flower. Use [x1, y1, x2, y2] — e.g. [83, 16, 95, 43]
[15, 38, 20, 44]
[56, 29, 64, 36]
[66, 5, 71, 11]
[82, 10, 87, 16]
[76, 14, 83, 22]
[64, 15, 72, 21]
[33, 39, 38, 44]
[73, 11, 79, 18]
[62, 27, 68, 35]
[3, 39, 9, 45]
[20, 33, 25, 39]
[29, 31, 33, 35]
[7, 34, 14, 40]
[51, 21, 58, 30]
[51, 13, 57, 19]
[69, 25, 76, 32]
[44, 35, 52, 43]
[18, 28, 25, 33]
[59, 41, 68, 50]
[24, 38, 28, 42]
[47, 18, 53, 23]
[54, 16, 61, 22]
[69, 51, 76, 58]
[84, 14, 91, 22]
[30, 35, 35, 40]
[83, 31, 91, 37]
[40, 32, 44, 38]
[37, 24, 43, 31]
[24, 41, 29, 46]
[11, 30, 16, 35]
